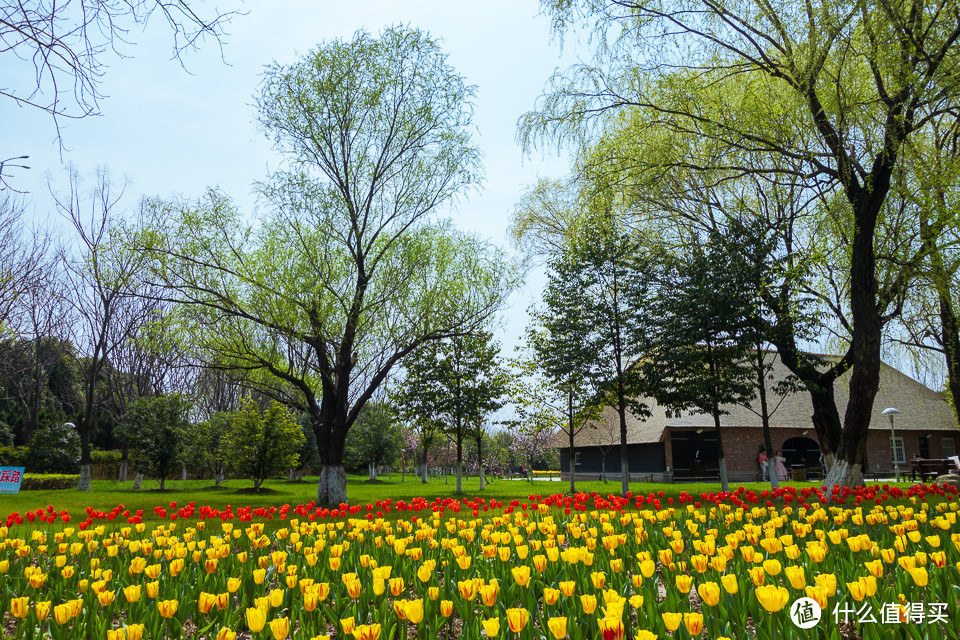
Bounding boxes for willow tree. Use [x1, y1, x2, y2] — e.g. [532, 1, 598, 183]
[138, 27, 515, 505]
[522, 0, 960, 486]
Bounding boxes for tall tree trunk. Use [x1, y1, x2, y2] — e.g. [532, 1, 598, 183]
[769, 302, 847, 471]
[315, 405, 349, 505]
[77, 417, 91, 491]
[809, 383, 842, 474]
[476, 436, 485, 490]
[118, 460, 128, 483]
[617, 397, 630, 497]
[455, 432, 463, 495]
[368, 461, 375, 481]
[824, 207, 882, 488]
[159, 475, 166, 491]
[755, 348, 779, 490]
[921, 215, 960, 424]
[568, 411, 577, 495]
[713, 409, 729, 493]
[318, 465, 347, 505]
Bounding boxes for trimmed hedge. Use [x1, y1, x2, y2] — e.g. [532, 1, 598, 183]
[0, 446, 28, 467]
[90, 450, 123, 464]
[20, 474, 79, 491]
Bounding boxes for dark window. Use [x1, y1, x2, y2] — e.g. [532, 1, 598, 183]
[918, 436, 930, 459]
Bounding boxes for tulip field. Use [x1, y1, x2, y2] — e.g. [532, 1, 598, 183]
[2, 483, 959, 640]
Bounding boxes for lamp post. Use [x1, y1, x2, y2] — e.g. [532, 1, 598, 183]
[883, 408, 901, 482]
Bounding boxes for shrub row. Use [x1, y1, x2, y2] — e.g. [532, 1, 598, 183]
[0, 447, 122, 473]
[20, 474, 79, 491]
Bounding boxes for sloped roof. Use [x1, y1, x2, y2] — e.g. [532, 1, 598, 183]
[553, 354, 958, 447]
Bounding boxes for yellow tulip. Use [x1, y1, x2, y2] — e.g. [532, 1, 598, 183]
[721, 573, 738, 594]
[216, 628, 237, 640]
[269, 617, 290, 640]
[511, 565, 531, 587]
[697, 581, 720, 606]
[158, 600, 178, 618]
[580, 594, 598, 614]
[763, 559, 782, 576]
[675, 574, 693, 594]
[54, 603, 71, 625]
[683, 612, 704, 635]
[547, 616, 567, 639]
[662, 612, 682, 632]
[784, 565, 806, 590]
[405, 599, 424, 624]
[756, 585, 790, 612]
[479, 583, 499, 607]
[846, 580, 867, 601]
[353, 624, 381, 640]
[908, 567, 928, 587]
[440, 599, 454, 617]
[146, 581, 159, 599]
[227, 578, 241, 593]
[481, 617, 501, 637]
[126, 624, 145, 640]
[246, 607, 267, 633]
[35, 601, 51, 621]
[749, 566, 765, 586]
[864, 559, 883, 578]
[804, 585, 829, 609]
[812, 574, 836, 597]
[591, 571, 606, 589]
[639, 559, 656, 578]
[389, 577, 405, 597]
[544, 587, 561, 605]
[124, 584, 142, 604]
[506, 608, 529, 632]
[197, 592, 217, 615]
[559, 580, 576, 596]
[340, 617, 356, 635]
[634, 632, 658, 640]
[98, 590, 116, 607]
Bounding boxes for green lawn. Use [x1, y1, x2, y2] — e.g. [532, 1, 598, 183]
[0, 473, 926, 529]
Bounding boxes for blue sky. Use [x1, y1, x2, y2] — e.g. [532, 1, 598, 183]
[5, 0, 587, 349]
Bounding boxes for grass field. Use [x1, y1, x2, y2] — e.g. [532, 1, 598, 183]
[0, 472, 925, 527]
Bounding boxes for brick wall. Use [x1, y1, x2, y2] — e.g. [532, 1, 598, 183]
[663, 426, 959, 475]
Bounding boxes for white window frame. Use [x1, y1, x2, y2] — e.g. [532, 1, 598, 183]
[574, 452, 582, 466]
[942, 437, 956, 458]
[890, 437, 906, 465]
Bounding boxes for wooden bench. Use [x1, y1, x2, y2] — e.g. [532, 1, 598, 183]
[910, 458, 959, 482]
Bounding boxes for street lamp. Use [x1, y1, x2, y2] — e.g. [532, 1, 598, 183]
[883, 408, 901, 482]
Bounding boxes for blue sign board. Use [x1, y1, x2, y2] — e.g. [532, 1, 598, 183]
[0, 467, 25, 494]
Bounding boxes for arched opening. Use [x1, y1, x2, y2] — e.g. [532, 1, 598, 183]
[781, 436, 821, 471]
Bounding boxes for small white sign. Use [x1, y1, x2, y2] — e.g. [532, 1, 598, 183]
[790, 597, 822, 629]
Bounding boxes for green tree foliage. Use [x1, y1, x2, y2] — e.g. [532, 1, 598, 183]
[647, 230, 762, 492]
[345, 403, 401, 480]
[522, 0, 960, 487]
[137, 26, 516, 505]
[116, 394, 190, 491]
[182, 411, 232, 488]
[222, 400, 304, 491]
[541, 216, 654, 497]
[514, 313, 600, 494]
[0, 337, 82, 444]
[26, 420, 80, 474]
[395, 332, 507, 494]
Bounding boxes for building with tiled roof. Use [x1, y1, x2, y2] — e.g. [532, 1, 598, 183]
[552, 355, 959, 483]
